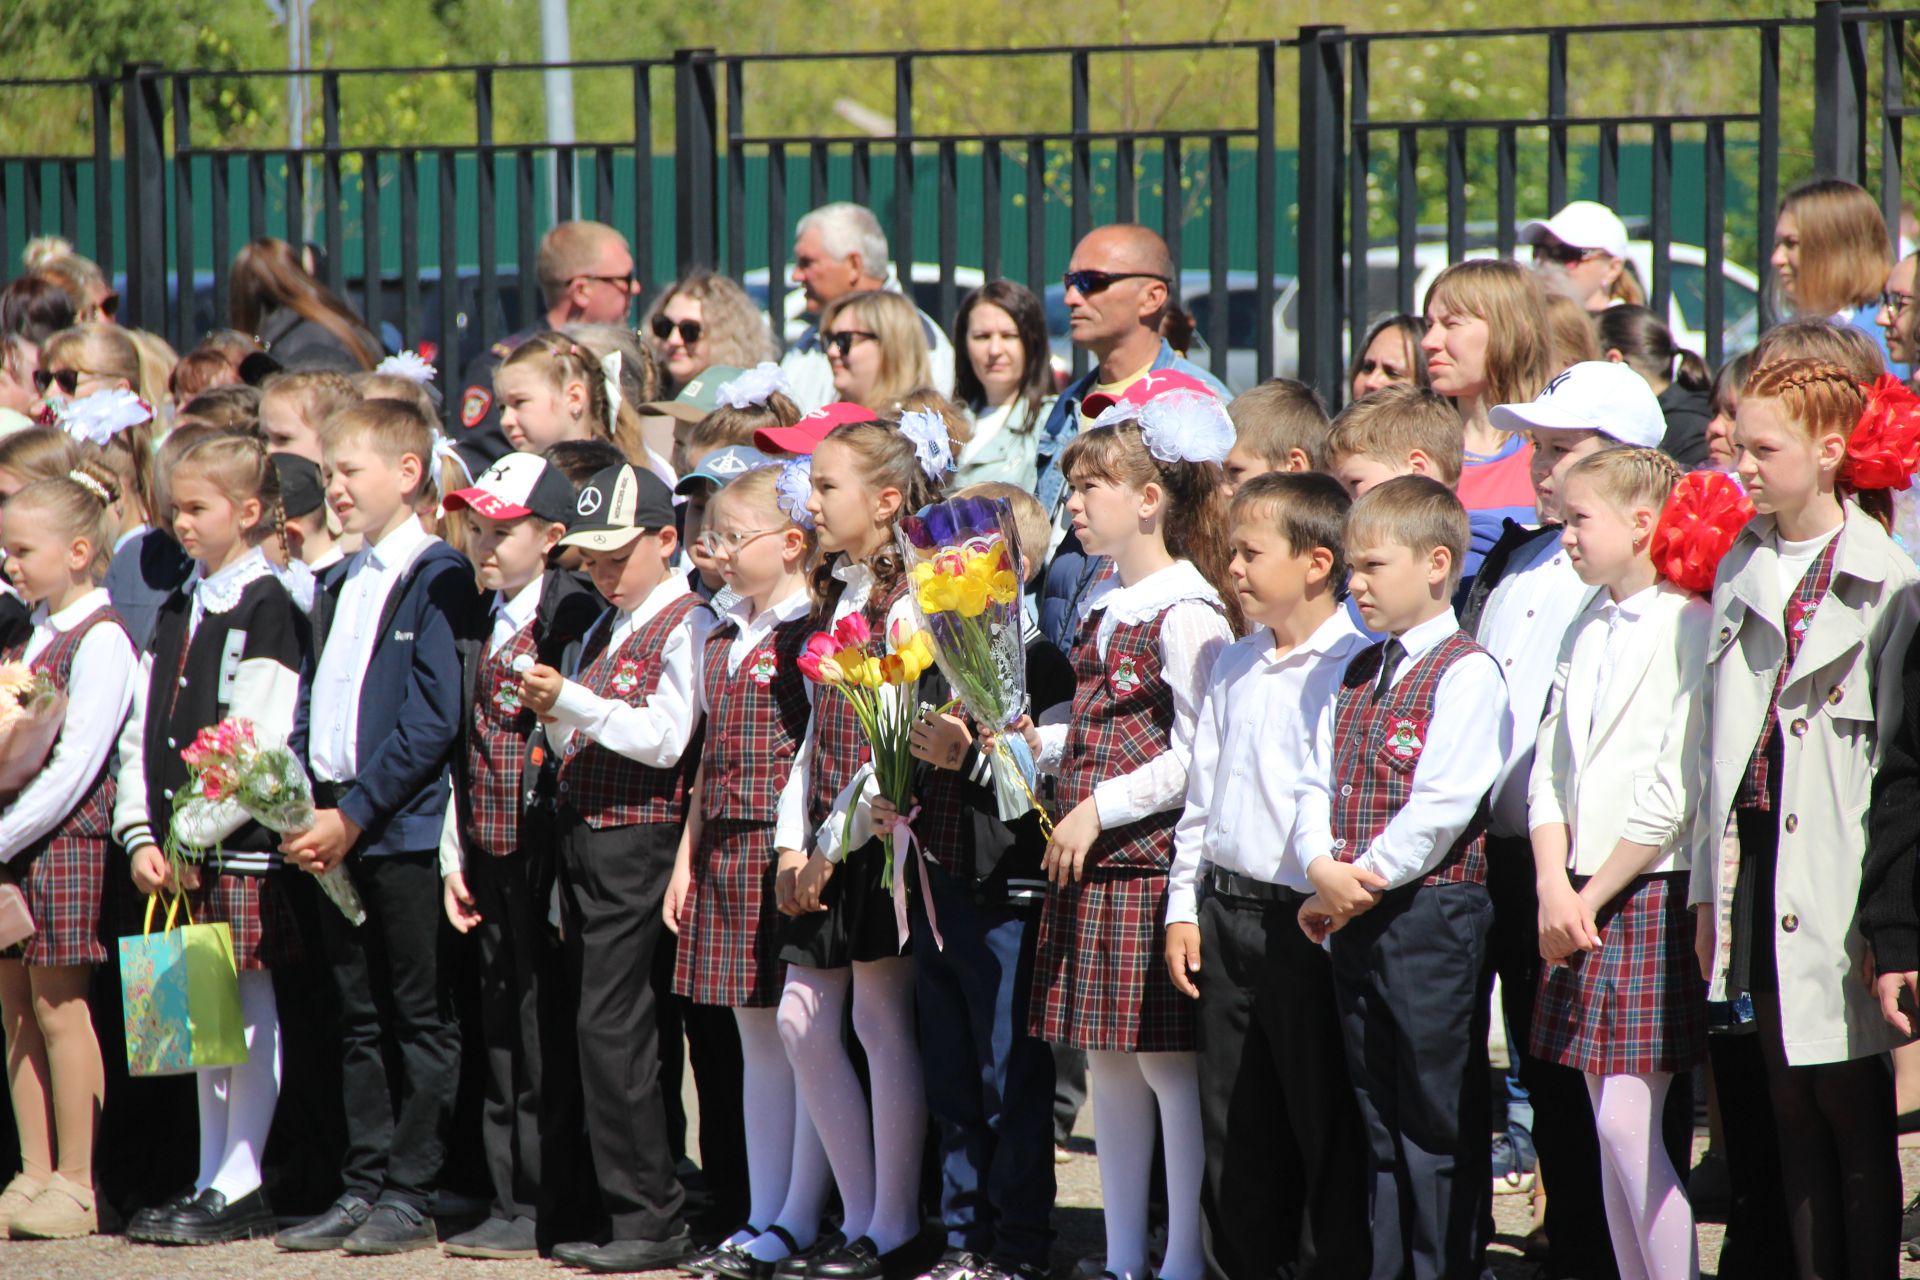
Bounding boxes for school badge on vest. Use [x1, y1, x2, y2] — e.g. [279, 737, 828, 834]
[494, 680, 522, 714]
[1383, 716, 1426, 764]
[749, 648, 778, 687]
[1110, 656, 1141, 695]
[612, 658, 642, 695]
[1787, 598, 1816, 644]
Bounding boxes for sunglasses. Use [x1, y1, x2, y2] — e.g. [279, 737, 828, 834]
[1530, 242, 1600, 267]
[576, 271, 638, 293]
[32, 368, 97, 395]
[822, 330, 878, 358]
[1061, 269, 1169, 297]
[651, 316, 704, 345]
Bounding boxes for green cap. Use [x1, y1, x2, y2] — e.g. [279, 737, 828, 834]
[641, 365, 746, 422]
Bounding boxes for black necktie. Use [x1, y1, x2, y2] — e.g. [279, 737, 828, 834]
[1374, 639, 1406, 703]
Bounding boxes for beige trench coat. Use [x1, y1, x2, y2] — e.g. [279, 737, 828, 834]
[1693, 503, 1920, 1066]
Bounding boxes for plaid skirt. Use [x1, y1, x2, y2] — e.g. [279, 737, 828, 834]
[1530, 873, 1706, 1076]
[7, 834, 108, 967]
[177, 860, 303, 971]
[1030, 865, 1193, 1053]
[674, 819, 784, 1008]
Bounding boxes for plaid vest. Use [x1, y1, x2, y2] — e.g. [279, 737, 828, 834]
[700, 613, 814, 824]
[1329, 630, 1490, 888]
[7, 606, 127, 844]
[557, 593, 701, 829]
[1057, 604, 1202, 871]
[805, 578, 907, 836]
[915, 752, 974, 880]
[461, 621, 540, 857]
[1735, 537, 1839, 813]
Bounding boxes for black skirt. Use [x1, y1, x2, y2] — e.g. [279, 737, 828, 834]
[776, 836, 911, 968]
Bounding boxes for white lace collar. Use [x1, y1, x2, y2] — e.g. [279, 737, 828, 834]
[191, 547, 276, 616]
[1086, 559, 1222, 648]
[830, 558, 876, 619]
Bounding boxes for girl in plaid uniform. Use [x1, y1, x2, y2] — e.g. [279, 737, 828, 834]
[1027, 397, 1238, 1280]
[115, 435, 308, 1245]
[667, 464, 827, 1277]
[0, 465, 138, 1240]
[1703, 360, 1920, 1278]
[752, 418, 950, 1280]
[1527, 449, 1711, 1280]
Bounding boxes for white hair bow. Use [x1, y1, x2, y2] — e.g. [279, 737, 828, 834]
[431, 431, 474, 489]
[600, 350, 625, 417]
[374, 350, 437, 384]
[1093, 389, 1235, 466]
[776, 457, 816, 529]
[57, 388, 151, 448]
[897, 409, 954, 480]
[717, 362, 792, 410]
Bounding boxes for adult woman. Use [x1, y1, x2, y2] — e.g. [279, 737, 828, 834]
[1596, 304, 1713, 466]
[228, 238, 380, 372]
[817, 289, 932, 416]
[24, 239, 117, 324]
[1421, 258, 1553, 564]
[1522, 201, 1643, 312]
[644, 269, 777, 397]
[950, 281, 1054, 490]
[1771, 178, 1903, 372]
[1347, 313, 1427, 402]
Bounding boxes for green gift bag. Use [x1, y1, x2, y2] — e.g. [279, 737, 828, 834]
[118, 891, 248, 1077]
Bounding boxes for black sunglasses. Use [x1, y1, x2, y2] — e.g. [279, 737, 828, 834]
[822, 330, 878, 358]
[576, 271, 638, 292]
[1061, 269, 1169, 297]
[651, 315, 704, 345]
[1530, 242, 1599, 267]
[32, 368, 82, 395]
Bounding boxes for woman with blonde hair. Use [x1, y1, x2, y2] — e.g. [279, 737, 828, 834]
[644, 270, 777, 397]
[817, 290, 933, 417]
[1772, 178, 1903, 372]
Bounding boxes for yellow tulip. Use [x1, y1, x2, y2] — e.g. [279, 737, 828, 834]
[861, 658, 886, 688]
[988, 569, 1019, 605]
[918, 576, 959, 615]
[911, 562, 937, 587]
[955, 574, 990, 617]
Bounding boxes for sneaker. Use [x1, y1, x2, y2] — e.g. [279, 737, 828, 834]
[0, 1174, 47, 1236]
[8, 1173, 96, 1240]
[1492, 1126, 1537, 1196]
[916, 1249, 989, 1280]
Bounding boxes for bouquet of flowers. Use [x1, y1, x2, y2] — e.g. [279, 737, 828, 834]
[796, 612, 940, 889]
[169, 718, 365, 925]
[897, 495, 1046, 827]
[0, 662, 67, 796]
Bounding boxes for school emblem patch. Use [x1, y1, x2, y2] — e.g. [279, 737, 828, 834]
[461, 388, 492, 428]
[494, 680, 522, 714]
[1383, 716, 1426, 764]
[612, 658, 641, 695]
[750, 647, 778, 687]
[1110, 656, 1141, 695]
[1787, 598, 1816, 645]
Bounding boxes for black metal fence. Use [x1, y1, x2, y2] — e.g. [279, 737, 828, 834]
[1, 2, 1915, 411]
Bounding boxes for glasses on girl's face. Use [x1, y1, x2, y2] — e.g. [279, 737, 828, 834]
[694, 526, 778, 557]
[650, 316, 704, 345]
[822, 330, 878, 358]
[1531, 242, 1597, 268]
[32, 368, 94, 395]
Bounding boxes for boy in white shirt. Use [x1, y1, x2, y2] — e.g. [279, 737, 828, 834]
[1164, 471, 1370, 1279]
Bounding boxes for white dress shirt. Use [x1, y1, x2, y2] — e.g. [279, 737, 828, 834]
[0, 591, 137, 862]
[1591, 585, 1656, 734]
[1033, 559, 1234, 830]
[547, 575, 711, 767]
[719, 584, 813, 678]
[1296, 608, 1512, 891]
[1473, 530, 1597, 836]
[1166, 608, 1368, 922]
[487, 575, 544, 657]
[308, 515, 436, 783]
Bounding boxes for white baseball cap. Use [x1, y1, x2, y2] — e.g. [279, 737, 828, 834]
[1520, 200, 1629, 260]
[443, 452, 578, 524]
[1488, 361, 1667, 448]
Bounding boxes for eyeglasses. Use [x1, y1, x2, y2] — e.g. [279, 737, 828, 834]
[1881, 288, 1917, 313]
[575, 271, 639, 293]
[32, 367, 107, 395]
[651, 315, 704, 345]
[1061, 269, 1169, 297]
[694, 526, 780, 557]
[1530, 242, 1600, 267]
[822, 330, 878, 358]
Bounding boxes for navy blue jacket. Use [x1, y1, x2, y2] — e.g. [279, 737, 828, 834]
[292, 538, 474, 856]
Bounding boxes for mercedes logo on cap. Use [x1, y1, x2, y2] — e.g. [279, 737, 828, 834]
[576, 487, 604, 515]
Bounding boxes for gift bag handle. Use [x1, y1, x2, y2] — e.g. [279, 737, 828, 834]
[142, 884, 194, 937]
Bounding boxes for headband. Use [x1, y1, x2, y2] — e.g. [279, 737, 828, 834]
[66, 469, 111, 505]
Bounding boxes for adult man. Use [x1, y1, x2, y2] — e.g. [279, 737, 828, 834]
[1032, 224, 1229, 648]
[1878, 250, 1917, 369]
[454, 221, 641, 474]
[1522, 200, 1634, 313]
[776, 202, 954, 411]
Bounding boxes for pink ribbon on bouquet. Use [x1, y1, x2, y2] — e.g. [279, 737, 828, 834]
[889, 807, 943, 953]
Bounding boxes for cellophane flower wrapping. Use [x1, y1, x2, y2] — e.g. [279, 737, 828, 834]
[1650, 471, 1755, 595]
[169, 718, 365, 926]
[897, 496, 1040, 821]
[0, 663, 66, 798]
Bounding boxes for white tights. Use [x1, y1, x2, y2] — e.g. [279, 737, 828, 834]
[771, 959, 925, 1258]
[1585, 1071, 1698, 1280]
[1087, 1049, 1205, 1280]
[194, 970, 281, 1201]
[733, 1006, 831, 1251]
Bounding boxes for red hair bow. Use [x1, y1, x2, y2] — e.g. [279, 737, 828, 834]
[1650, 471, 1754, 595]
[1841, 374, 1920, 492]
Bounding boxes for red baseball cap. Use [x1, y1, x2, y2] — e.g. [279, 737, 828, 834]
[1080, 369, 1219, 418]
[754, 402, 879, 455]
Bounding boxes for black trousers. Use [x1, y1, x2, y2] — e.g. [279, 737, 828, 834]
[1331, 881, 1494, 1280]
[1196, 887, 1370, 1280]
[319, 850, 461, 1210]
[557, 817, 686, 1241]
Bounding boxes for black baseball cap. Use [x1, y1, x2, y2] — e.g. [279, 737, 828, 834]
[559, 463, 677, 552]
[443, 453, 578, 525]
[271, 453, 326, 519]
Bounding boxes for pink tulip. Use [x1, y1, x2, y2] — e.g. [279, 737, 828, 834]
[833, 612, 871, 650]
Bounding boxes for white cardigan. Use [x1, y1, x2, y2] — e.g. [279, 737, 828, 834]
[1528, 582, 1713, 877]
